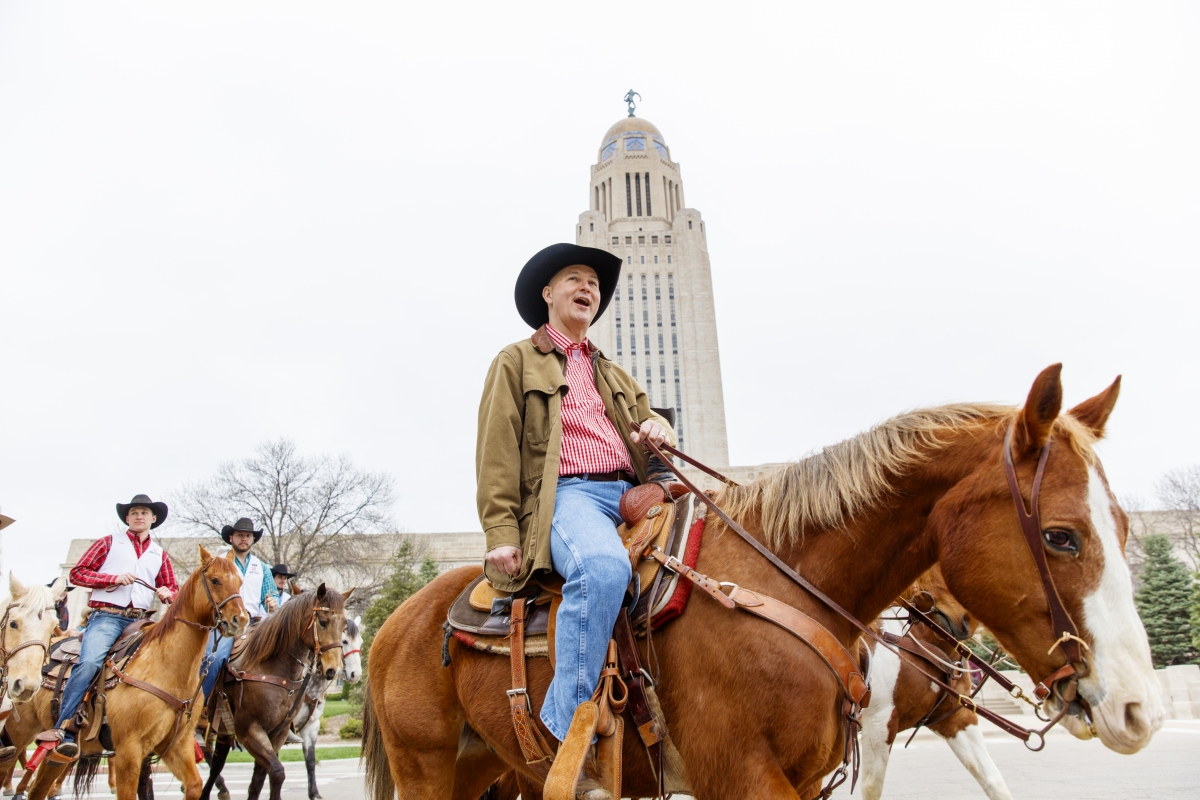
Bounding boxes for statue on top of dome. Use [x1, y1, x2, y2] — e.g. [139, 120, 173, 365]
[624, 89, 641, 117]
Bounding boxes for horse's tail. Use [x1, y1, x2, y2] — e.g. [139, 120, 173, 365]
[71, 753, 103, 796]
[362, 679, 395, 800]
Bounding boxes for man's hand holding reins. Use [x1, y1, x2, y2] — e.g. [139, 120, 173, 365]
[629, 419, 670, 449]
[486, 546, 523, 577]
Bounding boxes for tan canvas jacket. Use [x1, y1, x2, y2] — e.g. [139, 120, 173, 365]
[476, 324, 675, 593]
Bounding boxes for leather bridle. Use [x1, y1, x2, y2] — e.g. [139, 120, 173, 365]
[636, 416, 1094, 793]
[196, 558, 248, 637]
[0, 601, 57, 706]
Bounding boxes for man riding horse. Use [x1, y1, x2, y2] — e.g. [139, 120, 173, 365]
[478, 243, 672, 800]
[39, 494, 179, 757]
[201, 517, 280, 701]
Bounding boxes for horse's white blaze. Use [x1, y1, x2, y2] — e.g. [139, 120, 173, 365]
[941, 724, 1014, 800]
[859, 618, 903, 800]
[1079, 465, 1163, 753]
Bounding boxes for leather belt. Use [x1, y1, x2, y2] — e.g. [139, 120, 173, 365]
[564, 470, 635, 483]
[93, 605, 150, 619]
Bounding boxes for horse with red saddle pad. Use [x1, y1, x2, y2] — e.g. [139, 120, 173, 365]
[365, 366, 1163, 800]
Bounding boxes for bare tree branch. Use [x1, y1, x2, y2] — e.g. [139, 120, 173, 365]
[170, 438, 397, 583]
[1156, 465, 1200, 571]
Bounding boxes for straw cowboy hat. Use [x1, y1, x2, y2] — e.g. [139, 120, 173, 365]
[514, 243, 622, 329]
[221, 517, 263, 544]
[115, 494, 169, 529]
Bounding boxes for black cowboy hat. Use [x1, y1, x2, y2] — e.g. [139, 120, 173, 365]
[116, 494, 168, 528]
[514, 243, 622, 329]
[270, 563, 295, 578]
[221, 517, 263, 544]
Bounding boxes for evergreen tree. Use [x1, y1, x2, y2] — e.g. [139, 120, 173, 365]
[1192, 569, 1200, 655]
[351, 540, 441, 707]
[1134, 535, 1196, 667]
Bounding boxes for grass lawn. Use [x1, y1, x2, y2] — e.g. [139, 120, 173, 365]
[225, 745, 361, 763]
[322, 699, 355, 718]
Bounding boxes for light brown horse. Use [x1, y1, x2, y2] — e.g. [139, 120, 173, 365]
[199, 584, 348, 800]
[1, 546, 248, 800]
[859, 566, 1013, 800]
[365, 365, 1162, 799]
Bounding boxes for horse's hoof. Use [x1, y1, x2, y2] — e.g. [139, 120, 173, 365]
[218, 791, 231, 800]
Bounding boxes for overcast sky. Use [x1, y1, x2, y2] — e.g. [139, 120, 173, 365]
[2, 2, 1197, 586]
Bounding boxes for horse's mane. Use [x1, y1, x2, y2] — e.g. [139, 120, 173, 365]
[239, 587, 345, 666]
[140, 556, 238, 648]
[345, 615, 360, 639]
[4, 582, 59, 617]
[715, 403, 1099, 550]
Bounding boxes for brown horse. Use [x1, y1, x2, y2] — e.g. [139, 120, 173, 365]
[1, 545, 248, 800]
[364, 365, 1162, 799]
[200, 584, 348, 800]
[859, 566, 1013, 800]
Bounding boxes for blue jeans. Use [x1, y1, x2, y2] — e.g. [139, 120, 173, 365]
[201, 633, 235, 700]
[539, 477, 633, 741]
[56, 611, 134, 729]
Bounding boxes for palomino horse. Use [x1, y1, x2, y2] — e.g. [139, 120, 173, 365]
[0, 575, 66, 767]
[1, 546, 248, 800]
[364, 365, 1162, 800]
[860, 567, 1014, 800]
[292, 614, 363, 800]
[199, 585, 349, 800]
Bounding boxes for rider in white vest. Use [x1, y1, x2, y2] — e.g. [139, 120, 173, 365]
[36, 494, 178, 762]
[200, 517, 280, 700]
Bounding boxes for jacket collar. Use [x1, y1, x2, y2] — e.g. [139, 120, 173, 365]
[531, 324, 607, 360]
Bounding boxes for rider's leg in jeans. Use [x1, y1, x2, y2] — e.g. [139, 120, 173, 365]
[539, 477, 633, 742]
[55, 611, 134, 742]
[201, 634, 235, 700]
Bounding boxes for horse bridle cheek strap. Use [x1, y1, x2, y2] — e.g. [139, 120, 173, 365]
[1002, 423, 1088, 699]
[0, 602, 56, 706]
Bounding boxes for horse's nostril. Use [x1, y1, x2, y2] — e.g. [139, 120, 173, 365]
[1124, 702, 1149, 735]
[11, 680, 22, 694]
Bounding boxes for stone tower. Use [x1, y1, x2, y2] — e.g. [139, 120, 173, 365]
[576, 111, 730, 467]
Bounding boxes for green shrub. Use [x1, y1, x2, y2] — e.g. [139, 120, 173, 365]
[339, 717, 364, 739]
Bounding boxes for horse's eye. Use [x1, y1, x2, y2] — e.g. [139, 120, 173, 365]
[319, 619, 328, 628]
[1043, 528, 1079, 555]
[211, 578, 220, 585]
[8, 621, 17, 630]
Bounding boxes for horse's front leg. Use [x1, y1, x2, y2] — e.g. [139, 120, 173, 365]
[111, 747, 148, 800]
[937, 721, 1014, 800]
[199, 737, 232, 800]
[302, 724, 321, 800]
[239, 723, 285, 800]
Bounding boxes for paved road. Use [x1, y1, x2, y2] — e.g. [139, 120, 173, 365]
[64, 720, 1200, 798]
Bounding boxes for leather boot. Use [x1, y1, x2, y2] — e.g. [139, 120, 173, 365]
[573, 749, 612, 800]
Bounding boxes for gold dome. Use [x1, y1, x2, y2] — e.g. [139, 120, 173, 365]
[598, 117, 669, 161]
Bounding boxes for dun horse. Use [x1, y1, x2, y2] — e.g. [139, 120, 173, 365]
[365, 366, 1162, 799]
[859, 567, 1013, 800]
[200, 584, 348, 800]
[1, 546, 248, 800]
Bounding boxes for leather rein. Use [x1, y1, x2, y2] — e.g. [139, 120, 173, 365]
[637, 418, 1089, 769]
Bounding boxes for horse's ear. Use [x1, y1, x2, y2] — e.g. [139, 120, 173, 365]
[1017, 363, 1063, 453]
[9, 573, 27, 599]
[49, 576, 67, 596]
[354, 614, 362, 627]
[289, 579, 303, 595]
[1068, 375, 1121, 439]
[198, 545, 213, 566]
[341, 587, 357, 603]
[316, 583, 327, 600]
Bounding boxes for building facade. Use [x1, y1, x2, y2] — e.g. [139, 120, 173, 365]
[575, 114, 730, 468]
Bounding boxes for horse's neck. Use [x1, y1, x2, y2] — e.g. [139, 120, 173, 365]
[252, 638, 311, 679]
[131, 611, 209, 693]
[731, 430, 993, 641]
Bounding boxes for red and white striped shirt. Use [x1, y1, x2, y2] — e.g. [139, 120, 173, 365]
[545, 324, 633, 476]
